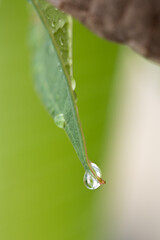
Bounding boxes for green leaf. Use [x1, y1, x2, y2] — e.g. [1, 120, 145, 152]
[30, 0, 105, 185]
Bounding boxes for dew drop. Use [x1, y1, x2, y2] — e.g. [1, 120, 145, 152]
[68, 58, 72, 66]
[59, 37, 64, 46]
[71, 78, 76, 90]
[83, 163, 102, 190]
[54, 113, 65, 128]
[58, 18, 65, 28]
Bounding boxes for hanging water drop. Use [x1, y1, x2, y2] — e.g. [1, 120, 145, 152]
[71, 78, 76, 90]
[83, 163, 102, 190]
[54, 113, 65, 128]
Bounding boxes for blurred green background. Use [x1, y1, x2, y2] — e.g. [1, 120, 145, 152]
[0, 0, 118, 239]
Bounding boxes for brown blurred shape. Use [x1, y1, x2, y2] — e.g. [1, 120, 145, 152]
[48, 0, 160, 63]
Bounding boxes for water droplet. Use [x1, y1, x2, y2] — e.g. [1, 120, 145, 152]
[83, 163, 102, 190]
[54, 113, 65, 128]
[58, 18, 65, 28]
[59, 37, 64, 46]
[71, 78, 76, 90]
[68, 58, 72, 66]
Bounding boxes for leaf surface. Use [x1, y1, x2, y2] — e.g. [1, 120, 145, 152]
[30, 0, 106, 184]
[30, 0, 103, 179]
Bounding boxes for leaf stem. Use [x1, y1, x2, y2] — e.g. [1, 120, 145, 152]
[77, 107, 106, 185]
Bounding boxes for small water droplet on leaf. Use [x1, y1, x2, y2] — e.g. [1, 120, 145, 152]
[59, 37, 64, 46]
[58, 18, 65, 28]
[83, 163, 102, 190]
[54, 113, 65, 128]
[68, 58, 72, 66]
[71, 78, 76, 90]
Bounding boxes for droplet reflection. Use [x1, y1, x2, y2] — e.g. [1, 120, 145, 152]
[83, 163, 102, 190]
